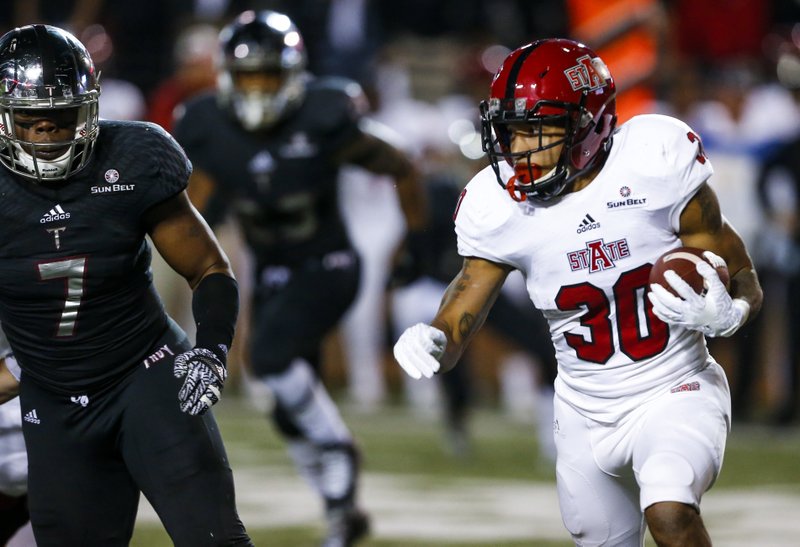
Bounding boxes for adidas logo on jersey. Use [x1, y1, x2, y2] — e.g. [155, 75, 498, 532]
[23, 409, 40, 424]
[576, 213, 600, 234]
[40, 204, 70, 224]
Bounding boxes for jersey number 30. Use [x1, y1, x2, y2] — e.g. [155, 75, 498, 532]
[555, 264, 668, 364]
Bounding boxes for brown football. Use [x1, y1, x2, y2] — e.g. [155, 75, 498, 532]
[649, 246, 730, 297]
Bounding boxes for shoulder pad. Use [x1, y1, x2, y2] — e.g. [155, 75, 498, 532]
[617, 114, 713, 179]
[454, 166, 522, 267]
[98, 120, 190, 204]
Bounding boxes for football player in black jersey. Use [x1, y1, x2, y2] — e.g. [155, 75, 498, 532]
[172, 10, 427, 547]
[0, 25, 252, 546]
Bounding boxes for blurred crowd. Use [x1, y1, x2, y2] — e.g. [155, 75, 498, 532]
[4, 0, 800, 433]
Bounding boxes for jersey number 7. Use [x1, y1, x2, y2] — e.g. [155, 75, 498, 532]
[38, 257, 87, 337]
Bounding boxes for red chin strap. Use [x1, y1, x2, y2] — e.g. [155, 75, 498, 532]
[505, 164, 542, 202]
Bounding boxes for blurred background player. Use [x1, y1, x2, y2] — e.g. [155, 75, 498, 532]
[689, 60, 799, 422]
[757, 29, 800, 423]
[172, 10, 427, 546]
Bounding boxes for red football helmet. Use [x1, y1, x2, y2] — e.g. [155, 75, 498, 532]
[480, 38, 617, 201]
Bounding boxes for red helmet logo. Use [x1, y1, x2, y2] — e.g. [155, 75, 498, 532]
[564, 55, 610, 92]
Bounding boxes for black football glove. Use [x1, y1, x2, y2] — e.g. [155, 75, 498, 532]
[173, 347, 227, 415]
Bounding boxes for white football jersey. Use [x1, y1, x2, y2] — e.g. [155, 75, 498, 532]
[456, 114, 718, 423]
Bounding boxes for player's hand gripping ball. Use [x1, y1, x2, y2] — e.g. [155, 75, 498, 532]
[647, 248, 747, 338]
[648, 246, 730, 297]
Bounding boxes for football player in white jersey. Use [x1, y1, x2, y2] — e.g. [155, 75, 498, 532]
[394, 38, 763, 546]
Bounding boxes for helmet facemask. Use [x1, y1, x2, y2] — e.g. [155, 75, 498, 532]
[0, 102, 99, 182]
[481, 97, 592, 202]
[219, 68, 306, 131]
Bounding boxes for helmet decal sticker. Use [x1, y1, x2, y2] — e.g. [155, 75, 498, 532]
[564, 55, 609, 92]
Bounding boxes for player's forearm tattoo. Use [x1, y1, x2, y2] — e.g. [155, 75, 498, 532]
[454, 261, 479, 338]
[453, 259, 476, 294]
[458, 313, 476, 338]
[454, 271, 471, 294]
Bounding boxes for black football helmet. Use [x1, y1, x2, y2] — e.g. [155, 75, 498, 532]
[217, 10, 308, 130]
[0, 25, 100, 182]
[480, 38, 617, 202]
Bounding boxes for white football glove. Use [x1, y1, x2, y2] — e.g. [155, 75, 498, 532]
[647, 251, 749, 338]
[174, 347, 227, 415]
[393, 323, 447, 379]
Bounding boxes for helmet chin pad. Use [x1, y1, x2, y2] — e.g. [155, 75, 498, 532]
[11, 143, 73, 179]
[231, 92, 281, 130]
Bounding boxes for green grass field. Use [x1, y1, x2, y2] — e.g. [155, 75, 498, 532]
[130, 395, 800, 546]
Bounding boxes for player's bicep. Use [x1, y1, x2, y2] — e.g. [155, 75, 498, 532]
[678, 182, 753, 276]
[186, 168, 217, 214]
[144, 191, 233, 288]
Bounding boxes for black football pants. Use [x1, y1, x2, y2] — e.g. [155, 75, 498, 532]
[249, 250, 360, 377]
[19, 322, 252, 546]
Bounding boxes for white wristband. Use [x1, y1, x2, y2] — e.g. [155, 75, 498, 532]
[719, 298, 751, 338]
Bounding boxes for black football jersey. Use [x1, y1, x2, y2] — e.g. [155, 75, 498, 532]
[0, 120, 189, 393]
[173, 77, 362, 267]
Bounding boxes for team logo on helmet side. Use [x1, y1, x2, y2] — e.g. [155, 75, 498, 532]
[564, 55, 611, 92]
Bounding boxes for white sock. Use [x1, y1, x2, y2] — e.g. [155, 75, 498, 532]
[286, 439, 323, 495]
[265, 358, 352, 445]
